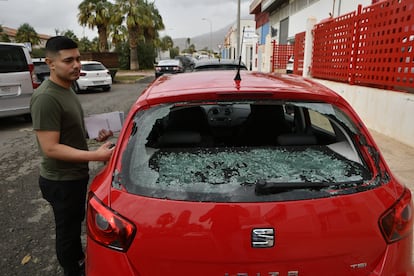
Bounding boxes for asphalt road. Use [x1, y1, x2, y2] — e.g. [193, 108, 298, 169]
[0, 77, 154, 276]
[0, 76, 413, 275]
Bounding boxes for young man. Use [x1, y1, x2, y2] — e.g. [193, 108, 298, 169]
[30, 36, 113, 276]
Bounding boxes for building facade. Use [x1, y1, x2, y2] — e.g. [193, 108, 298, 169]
[249, 0, 375, 72]
[1, 26, 51, 50]
[222, 19, 258, 71]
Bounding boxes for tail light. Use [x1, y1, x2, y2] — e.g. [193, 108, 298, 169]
[80, 72, 87, 77]
[379, 188, 413, 243]
[28, 64, 40, 88]
[87, 193, 136, 252]
[173, 66, 180, 71]
[155, 66, 161, 71]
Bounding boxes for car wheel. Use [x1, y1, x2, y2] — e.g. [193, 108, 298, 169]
[71, 81, 81, 93]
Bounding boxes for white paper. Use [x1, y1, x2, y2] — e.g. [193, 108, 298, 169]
[84, 111, 124, 139]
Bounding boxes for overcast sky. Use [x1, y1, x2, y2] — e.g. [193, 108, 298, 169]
[0, 0, 252, 39]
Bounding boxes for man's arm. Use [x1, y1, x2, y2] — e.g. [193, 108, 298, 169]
[36, 130, 113, 162]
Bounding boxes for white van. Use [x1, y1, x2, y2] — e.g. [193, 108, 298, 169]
[0, 42, 36, 120]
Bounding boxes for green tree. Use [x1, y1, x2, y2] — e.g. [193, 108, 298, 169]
[0, 25, 10, 42]
[159, 35, 173, 51]
[188, 44, 196, 54]
[78, 0, 112, 52]
[114, 0, 164, 70]
[169, 46, 179, 59]
[78, 37, 94, 52]
[15, 23, 40, 46]
[142, 1, 164, 43]
[62, 30, 79, 43]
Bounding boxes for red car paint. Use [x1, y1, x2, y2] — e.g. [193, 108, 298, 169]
[86, 71, 414, 276]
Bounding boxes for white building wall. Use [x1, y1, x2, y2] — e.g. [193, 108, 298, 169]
[315, 79, 414, 148]
[288, 0, 373, 39]
[226, 19, 258, 70]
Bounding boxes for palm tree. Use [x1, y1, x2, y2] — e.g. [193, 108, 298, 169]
[62, 30, 79, 43]
[142, 1, 164, 43]
[78, 0, 113, 52]
[160, 35, 173, 51]
[15, 23, 40, 46]
[114, 0, 164, 70]
[0, 25, 10, 42]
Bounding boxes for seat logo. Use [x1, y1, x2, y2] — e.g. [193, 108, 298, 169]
[252, 228, 275, 248]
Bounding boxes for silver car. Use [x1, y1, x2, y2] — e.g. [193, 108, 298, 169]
[0, 42, 35, 120]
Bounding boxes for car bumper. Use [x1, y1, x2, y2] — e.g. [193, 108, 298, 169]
[77, 78, 112, 90]
[86, 236, 414, 276]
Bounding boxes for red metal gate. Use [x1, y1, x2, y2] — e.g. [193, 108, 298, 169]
[271, 42, 294, 72]
[293, 32, 305, 75]
[311, 0, 414, 91]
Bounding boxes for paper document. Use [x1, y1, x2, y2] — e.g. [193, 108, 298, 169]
[84, 111, 124, 139]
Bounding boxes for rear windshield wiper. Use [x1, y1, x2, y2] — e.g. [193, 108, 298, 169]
[254, 180, 364, 195]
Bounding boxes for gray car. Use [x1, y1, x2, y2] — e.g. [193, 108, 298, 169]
[193, 58, 247, 71]
[0, 42, 35, 120]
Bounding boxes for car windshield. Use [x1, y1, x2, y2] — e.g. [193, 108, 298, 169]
[158, 60, 179, 66]
[120, 102, 375, 202]
[34, 62, 49, 74]
[82, 63, 106, 71]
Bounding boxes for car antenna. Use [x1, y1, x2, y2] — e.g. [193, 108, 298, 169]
[234, 26, 245, 81]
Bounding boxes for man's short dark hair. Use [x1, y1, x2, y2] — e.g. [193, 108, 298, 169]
[46, 36, 78, 54]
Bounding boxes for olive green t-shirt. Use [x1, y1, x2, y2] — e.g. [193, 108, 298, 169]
[30, 79, 89, 181]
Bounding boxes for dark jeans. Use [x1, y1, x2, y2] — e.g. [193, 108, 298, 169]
[39, 176, 88, 275]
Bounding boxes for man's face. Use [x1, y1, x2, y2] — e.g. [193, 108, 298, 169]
[46, 48, 81, 82]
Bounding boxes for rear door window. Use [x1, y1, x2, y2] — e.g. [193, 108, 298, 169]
[0, 45, 29, 73]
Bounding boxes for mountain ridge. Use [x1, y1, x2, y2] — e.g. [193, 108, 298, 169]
[172, 23, 231, 51]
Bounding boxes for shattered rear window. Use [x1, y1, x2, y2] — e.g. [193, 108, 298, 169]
[120, 102, 375, 202]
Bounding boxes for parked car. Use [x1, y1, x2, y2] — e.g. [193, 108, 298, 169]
[72, 61, 112, 93]
[193, 58, 248, 71]
[155, 59, 184, 78]
[32, 58, 50, 86]
[86, 71, 414, 275]
[286, 55, 294, 74]
[0, 42, 36, 120]
[175, 55, 195, 72]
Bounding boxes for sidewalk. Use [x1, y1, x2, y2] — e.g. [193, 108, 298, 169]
[370, 130, 414, 191]
[114, 69, 154, 83]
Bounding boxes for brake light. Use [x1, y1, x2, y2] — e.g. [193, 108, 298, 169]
[87, 193, 136, 252]
[29, 64, 40, 89]
[379, 188, 413, 243]
[80, 72, 87, 77]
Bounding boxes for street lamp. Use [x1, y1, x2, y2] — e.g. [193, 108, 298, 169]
[202, 18, 212, 58]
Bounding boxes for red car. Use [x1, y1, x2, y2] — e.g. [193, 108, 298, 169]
[86, 71, 414, 275]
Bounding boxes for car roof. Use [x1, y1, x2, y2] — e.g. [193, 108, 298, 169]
[0, 42, 27, 47]
[140, 70, 340, 105]
[81, 60, 103, 65]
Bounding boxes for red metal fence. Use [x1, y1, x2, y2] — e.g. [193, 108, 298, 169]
[271, 42, 294, 72]
[293, 32, 305, 75]
[311, 0, 414, 92]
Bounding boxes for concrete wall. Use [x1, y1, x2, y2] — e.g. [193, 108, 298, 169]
[314, 79, 414, 148]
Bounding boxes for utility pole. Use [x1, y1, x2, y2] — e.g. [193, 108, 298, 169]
[236, 0, 241, 58]
[202, 18, 213, 58]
